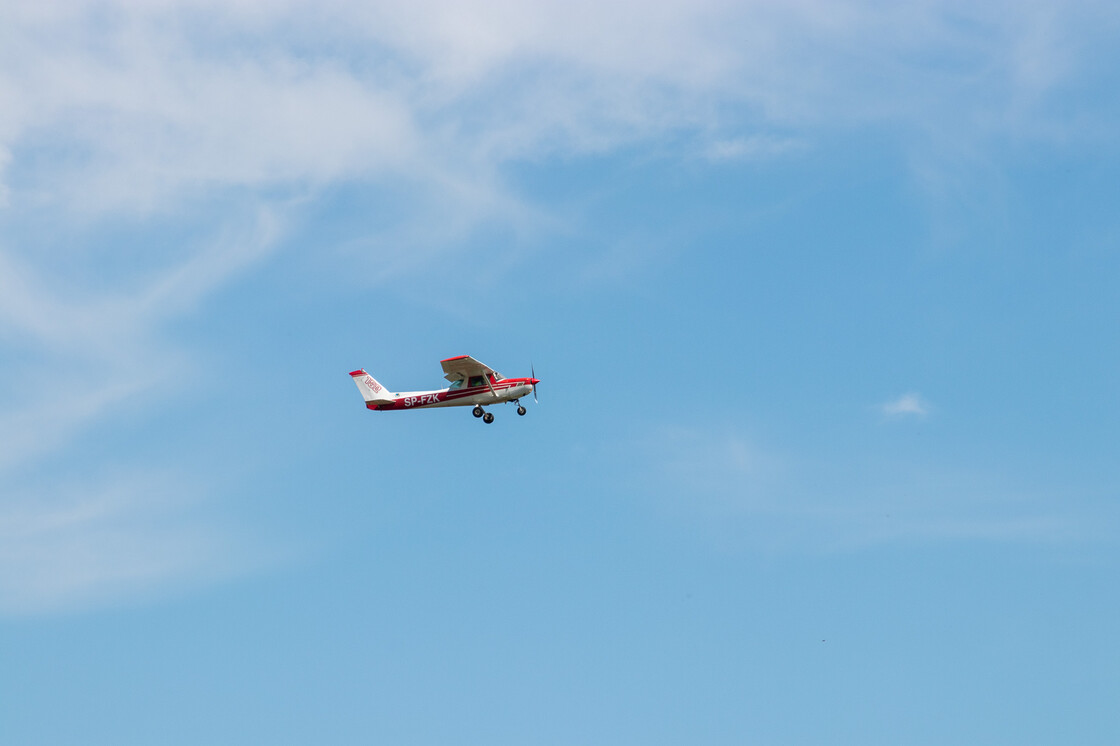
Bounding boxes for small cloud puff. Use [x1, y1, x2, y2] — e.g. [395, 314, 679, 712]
[881, 393, 930, 418]
[702, 135, 803, 162]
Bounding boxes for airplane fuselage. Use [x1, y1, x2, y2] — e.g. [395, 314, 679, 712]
[365, 378, 535, 411]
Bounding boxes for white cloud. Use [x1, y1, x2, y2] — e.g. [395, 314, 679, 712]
[2, 0, 1115, 216]
[2, 0, 1117, 611]
[881, 393, 930, 418]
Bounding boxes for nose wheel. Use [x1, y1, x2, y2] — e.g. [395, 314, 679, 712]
[517, 406, 527, 416]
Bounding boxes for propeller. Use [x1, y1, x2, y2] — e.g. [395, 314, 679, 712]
[531, 362, 539, 403]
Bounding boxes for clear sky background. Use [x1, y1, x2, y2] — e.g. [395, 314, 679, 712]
[2, 2, 1120, 744]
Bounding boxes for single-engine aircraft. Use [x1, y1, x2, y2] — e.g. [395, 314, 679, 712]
[349, 355, 539, 424]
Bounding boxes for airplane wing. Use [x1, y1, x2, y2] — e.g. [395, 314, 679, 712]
[440, 355, 500, 382]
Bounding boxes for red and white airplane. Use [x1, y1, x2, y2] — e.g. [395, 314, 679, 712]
[349, 355, 539, 423]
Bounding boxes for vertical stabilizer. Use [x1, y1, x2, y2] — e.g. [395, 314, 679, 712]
[349, 369, 394, 404]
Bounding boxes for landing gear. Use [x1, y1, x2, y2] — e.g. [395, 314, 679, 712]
[472, 406, 484, 418]
[517, 406, 527, 416]
[482, 412, 495, 424]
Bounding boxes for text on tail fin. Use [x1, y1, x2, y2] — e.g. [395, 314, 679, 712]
[349, 369, 393, 403]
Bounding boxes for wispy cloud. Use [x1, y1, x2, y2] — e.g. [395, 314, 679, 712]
[0, 207, 281, 462]
[3, 1, 1115, 216]
[0, 471, 264, 616]
[881, 393, 930, 418]
[702, 135, 805, 163]
[2, 0, 1117, 611]
[0, 2, 1113, 282]
[0, 208, 281, 615]
[626, 424, 1083, 552]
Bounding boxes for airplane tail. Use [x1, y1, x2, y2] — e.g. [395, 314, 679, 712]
[350, 369, 394, 404]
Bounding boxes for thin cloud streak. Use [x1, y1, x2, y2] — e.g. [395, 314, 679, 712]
[0, 207, 281, 466]
[0, 206, 281, 353]
[629, 425, 1086, 552]
[702, 135, 805, 163]
[0, 209, 282, 614]
[881, 393, 930, 418]
[0, 472, 263, 616]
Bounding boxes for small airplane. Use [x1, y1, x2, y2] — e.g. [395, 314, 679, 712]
[349, 355, 539, 424]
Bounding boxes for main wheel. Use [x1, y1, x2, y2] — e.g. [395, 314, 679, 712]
[517, 406, 527, 416]
[472, 406, 484, 418]
[482, 412, 495, 424]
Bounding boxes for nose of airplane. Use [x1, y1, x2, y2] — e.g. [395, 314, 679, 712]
[529, 377, 540, 386]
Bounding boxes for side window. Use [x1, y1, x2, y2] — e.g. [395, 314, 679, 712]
[449, 379, 463, 390]
[468, 375, 484, 388]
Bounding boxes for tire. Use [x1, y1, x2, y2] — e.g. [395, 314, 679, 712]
[517, 406, 527, 416]
[472, 406, 484, 418]
[482, 412, 495, 424]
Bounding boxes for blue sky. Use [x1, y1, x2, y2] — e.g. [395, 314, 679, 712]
[3, 1, 1120, 743]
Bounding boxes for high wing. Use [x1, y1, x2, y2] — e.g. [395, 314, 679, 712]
[440, 355, 502, 382]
